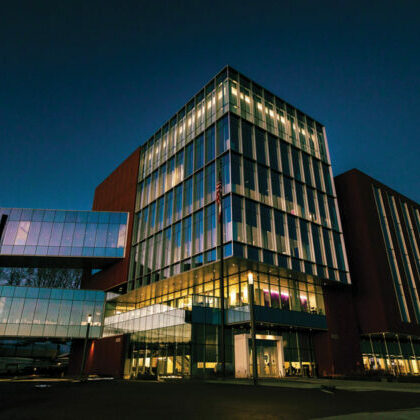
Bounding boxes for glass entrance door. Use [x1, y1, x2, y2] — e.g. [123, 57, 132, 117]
[256, 340, 278, 377]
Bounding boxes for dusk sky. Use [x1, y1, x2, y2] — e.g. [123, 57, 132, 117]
[1, 0, 419, 210]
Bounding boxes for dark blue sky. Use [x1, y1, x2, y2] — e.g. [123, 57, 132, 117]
[1, 0, 419, 210]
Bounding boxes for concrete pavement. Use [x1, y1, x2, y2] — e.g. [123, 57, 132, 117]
[206, 377, 420, 393]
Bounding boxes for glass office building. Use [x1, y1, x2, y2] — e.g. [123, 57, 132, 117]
[129, 66, 349, 290]
[0, 208, 128, 267]
[103, 66, 351, 378]
[0, 67, 352, 379]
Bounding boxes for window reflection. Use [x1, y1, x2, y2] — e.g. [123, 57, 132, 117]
[0, 209, 128, 258]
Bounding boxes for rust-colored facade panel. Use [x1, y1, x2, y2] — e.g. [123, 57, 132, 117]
[335, 169, 420, 337]
[82, 148, 140, 291]
[314, 285, 362, 377]
[68, 335, 128, 378]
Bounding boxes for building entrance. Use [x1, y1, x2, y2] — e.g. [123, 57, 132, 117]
[234, 333, 285, 378]
[256, 340, 278, 377]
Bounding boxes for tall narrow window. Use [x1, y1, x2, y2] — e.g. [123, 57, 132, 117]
[307, 187, 318, 222]
[243, 159, 256, 195]
[274, 210, 287, 254]
[221, 153, 231, 194]
[183, 216, 192, 258]
[193, 210, 204, 254]
[277, 108, 286, 138]
[255, 128, 267, 165]
[283, 177, 295, 214]
[149, 202, 156, 235]
[143, 176, 151, 207]
[322, 163, 333, 195]
[175, 150, 184, 185]
[163, 228, 172, 267]
[318, 130, 327, 160]
[291, 148, 302, 181]
[174, 185, 183, 221]
[185, 143, 194, 177]
[287, 115, 297, 143]
[245, 200, 259, 247]
[258, 165, 270, 203]
[166, 157, 175, 191]
[242, 121, 253, 159]
[260, 205, 274, 250]
[205, 204, 216, 250]
[205, 125, 215, 163]
[311, 225, 324, 266]
[140, 207, 149, 239]
[287, 215, 300, 258]
[280, 142, 291, 177]
[232, 195, 244, 242]
[165, 190, 173, 227]
[194, 135, 204, 171]
[159, 164, 166, 197]
[222, 196, 232, 243]
[302, 153, 313, 187]
[333, 232, 346, 272]
[230, 114, 240, 152]
[173, 222, 182, 262]
[184, 178, 193, 216]
[322, 228, 334, 268]
[328, 197, 339, 230]
[151, 170, 159, 201]
[271, 171, 281, 209]
[217, 115, 229, 155]
[295, 182, 306, 218]
[318, 192, 329, 226]
[205, 162, 215, 204]
[156, 197, 164, 232]
[154, 232, 163, 271]
[312, 160, 323, 191]
[231, 153, 242, 194]
[300, 221, 312, 261]
[268, 134, 279, 171]
[194, 170, 204, 210]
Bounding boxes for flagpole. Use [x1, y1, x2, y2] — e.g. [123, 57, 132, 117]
[217, 164, 226, 378]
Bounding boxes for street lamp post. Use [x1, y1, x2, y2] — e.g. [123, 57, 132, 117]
[248, 272, 258, 386]
[80, 314, 92, 381]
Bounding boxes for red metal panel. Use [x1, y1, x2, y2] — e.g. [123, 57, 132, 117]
[82, 148, 140, 291]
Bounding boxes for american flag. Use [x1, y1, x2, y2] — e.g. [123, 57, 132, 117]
[216, 179, 222, 223]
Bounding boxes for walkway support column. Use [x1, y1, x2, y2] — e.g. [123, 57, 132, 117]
[217, 166, 225, 378]
[248, 272, 258, 386]
[80, 314, 92, 381]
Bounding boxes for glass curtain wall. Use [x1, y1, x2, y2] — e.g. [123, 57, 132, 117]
[228, 112, 348, 284]
[0, 209, 128, 258]
[0, 285, 105, 338]
[131, 66, 349, 292]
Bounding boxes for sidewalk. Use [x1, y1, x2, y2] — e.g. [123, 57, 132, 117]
[206, 377, 420, 393]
